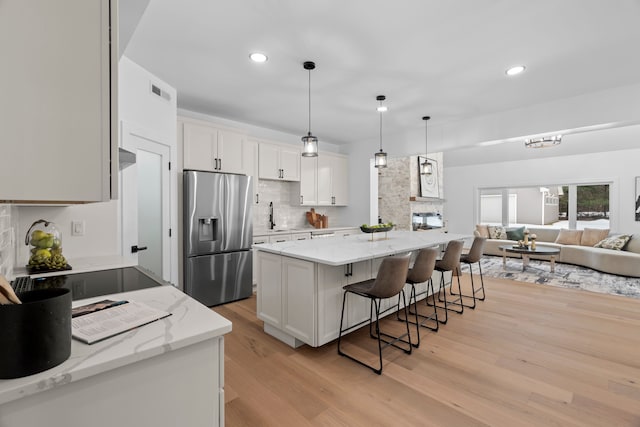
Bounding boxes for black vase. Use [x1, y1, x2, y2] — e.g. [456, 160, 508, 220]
[0, 288, 72, 379]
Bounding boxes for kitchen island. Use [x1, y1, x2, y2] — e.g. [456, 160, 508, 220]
[254, 230, 469, 348]
[0, 285, 231, 427]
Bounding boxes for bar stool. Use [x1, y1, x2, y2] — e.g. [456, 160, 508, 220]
[450, 237, 487, 309]
[428, 240, 465, 323]
[337, 253, 412, 375]
[396, 247, 439, 348]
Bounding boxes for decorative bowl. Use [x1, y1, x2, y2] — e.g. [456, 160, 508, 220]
[360, 225, 393, 233]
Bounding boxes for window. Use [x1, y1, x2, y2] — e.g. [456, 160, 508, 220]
[480, 183, 610, 230]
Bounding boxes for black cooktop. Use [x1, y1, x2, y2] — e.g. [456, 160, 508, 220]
[11, 267, 166, 301]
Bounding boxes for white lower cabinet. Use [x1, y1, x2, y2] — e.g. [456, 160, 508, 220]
[257, 252, 315, 344]
[257, 252, 283, 328]
[252, 236, 269, 285]
[334, 228, 360, 238]
[258, 252, 436, 348]
[317, 260, 372, 345]
[282, 258, 316, 344]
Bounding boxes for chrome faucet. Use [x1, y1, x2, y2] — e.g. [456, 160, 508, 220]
[269, 202, 276, 230]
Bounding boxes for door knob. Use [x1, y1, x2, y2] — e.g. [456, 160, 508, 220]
[131, 245, 148, 253]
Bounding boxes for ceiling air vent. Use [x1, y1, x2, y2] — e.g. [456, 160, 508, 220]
[150, 83, 171, 102]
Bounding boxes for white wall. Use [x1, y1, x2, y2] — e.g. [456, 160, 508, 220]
[445, 146, 640, 236]
[119, 56, 178, 284]
[16, 202, 120, 265]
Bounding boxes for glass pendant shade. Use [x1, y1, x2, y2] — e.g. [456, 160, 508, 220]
[301, 132, 318, 157]
[374, 149, 387, 168]
[420, 115, 432, 175]
[301, 61, 318, 157]
[420, 158, 433, 175]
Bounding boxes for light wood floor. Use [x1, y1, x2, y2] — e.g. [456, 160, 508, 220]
[213, 275, 640, 427]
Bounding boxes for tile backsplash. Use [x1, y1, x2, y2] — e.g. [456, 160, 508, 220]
[0, 204, 16, 277]
[253, 180, 345, 232]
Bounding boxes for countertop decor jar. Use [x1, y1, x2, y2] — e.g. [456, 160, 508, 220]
[25, 219, 71, 274]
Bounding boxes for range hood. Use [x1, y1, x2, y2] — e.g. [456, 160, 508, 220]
[118, 147, 136, 170]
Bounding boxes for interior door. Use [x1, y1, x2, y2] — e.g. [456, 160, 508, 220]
[121, 122, 171, 281]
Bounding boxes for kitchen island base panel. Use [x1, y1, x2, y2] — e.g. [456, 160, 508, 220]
[257, 251, 447, 348]
[255, 232, 469, 348]
[264, 323, 306, 348]
[0, 337, 224, 427]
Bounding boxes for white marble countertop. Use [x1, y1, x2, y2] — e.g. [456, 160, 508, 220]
[0, 285, 232, 406]
[253, 226, 359, 236]
[254, 230, 471, 265]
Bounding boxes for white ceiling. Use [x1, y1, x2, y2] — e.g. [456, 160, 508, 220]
[123, 0, 640, 154]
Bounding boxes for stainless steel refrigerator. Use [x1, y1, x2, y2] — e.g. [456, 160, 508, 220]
[183, 171, 253, 306]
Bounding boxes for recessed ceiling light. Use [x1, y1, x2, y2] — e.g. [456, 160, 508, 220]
[249, 52, 268, 63]
[506, 65, 526, 76]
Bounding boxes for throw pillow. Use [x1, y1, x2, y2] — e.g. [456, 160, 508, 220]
[594, 234, 631, 251]
[475, 224, 490, 238]
[554, 229, 583, 245]
[580, 228, 610, 246]
[505, 226, 525, 241]
[487, 225, 506, 240]
[624, 234, 640, 254]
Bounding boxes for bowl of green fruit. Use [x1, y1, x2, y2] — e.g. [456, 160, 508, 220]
[360, 222, 394, 233]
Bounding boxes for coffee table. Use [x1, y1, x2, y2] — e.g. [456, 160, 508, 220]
[499, 244, 561, 273]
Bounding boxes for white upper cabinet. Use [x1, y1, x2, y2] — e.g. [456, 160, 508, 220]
[330, 154, 349, 206]
[258, 141, 301, 181]
[183, 122, 217, 171]
[182, 119, 249, 175]
[0, 0, 117, 203]
[244, 139, 260, 204]
[294, 152, 349, 206]
[298, 156, 317, 205]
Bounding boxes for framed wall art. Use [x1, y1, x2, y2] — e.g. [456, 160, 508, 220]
[418, 156, 440, 198]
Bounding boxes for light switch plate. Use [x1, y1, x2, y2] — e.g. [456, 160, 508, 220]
[71, 220, 85, 236]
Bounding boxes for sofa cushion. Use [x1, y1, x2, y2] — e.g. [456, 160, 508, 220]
[527, 227, 560, 243]
[475, 224, 490, 238]
[580, 228, 610, 247]
[624, 234, 640, 254]
[506, 226, 525, 241]
[594, 234, 631, 251]
[487, 225, 507, 239]
[555, 229, 583, 245]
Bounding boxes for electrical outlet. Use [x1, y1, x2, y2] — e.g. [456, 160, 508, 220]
[71, 220, 85, 236]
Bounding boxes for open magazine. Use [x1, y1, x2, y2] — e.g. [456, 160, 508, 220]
[71, 299, 171, 344]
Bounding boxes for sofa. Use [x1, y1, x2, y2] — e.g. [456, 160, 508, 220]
[474, 225, 640, 278]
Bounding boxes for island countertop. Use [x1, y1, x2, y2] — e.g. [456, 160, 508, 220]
[253, 230, 471, 266]
[0, 285, 232, 406]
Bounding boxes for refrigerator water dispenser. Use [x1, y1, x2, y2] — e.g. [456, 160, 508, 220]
[198, 217, 218, 241]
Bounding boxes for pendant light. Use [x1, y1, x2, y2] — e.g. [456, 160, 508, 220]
[301, 61, 318, 157]
[420, 116, 433, 175]
[374, 95, 387, 168]
[524, 135, 562, 148]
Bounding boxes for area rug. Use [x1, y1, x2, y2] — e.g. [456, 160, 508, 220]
[477, 256, 640, 299]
